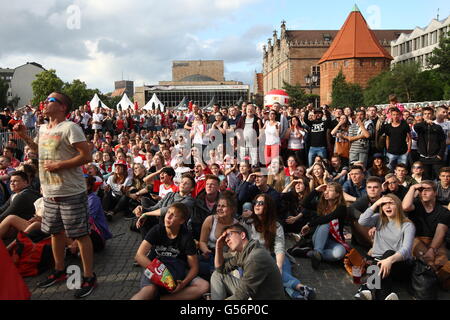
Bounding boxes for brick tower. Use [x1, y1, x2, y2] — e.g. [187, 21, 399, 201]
[318, 5, 393, 105]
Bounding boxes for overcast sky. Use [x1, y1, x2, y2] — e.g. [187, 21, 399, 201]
[1, 0, 449, 94]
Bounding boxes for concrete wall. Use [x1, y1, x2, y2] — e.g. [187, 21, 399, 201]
[11, 64, 45, 107]
[172, 60, 224, 82]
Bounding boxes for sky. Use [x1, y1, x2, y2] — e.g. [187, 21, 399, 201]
[1, 0, 449, 94]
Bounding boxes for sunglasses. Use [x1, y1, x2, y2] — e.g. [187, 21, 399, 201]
[412, 166, 423, 169]
[254, 200, 265, 206]
[45, 97, 63, 104]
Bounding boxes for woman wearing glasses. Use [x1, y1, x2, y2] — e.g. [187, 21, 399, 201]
[243, 193, 315, 300]
[198, 191, 239, 280]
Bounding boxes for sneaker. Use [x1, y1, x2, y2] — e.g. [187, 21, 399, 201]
[285, 287, 306, 300]
[385, 292, 399, 300]
[288, 246, 312, 258]
[74, 273, 97, 299]
[288, 233, 301, 242]
[105, 211, 114, 222]
[310, 250, 322, 270]
[298, 285, 316, 300]
[37, 269, 67, 288]
[354, 289, 372, 300]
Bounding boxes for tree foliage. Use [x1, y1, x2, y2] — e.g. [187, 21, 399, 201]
[31, 69, 64, 105]
[0, 77, 9, 107]
[364, 62, 444, 105]
[282, 81, 308, 108]
[331, 71, 364, 109]
[428, 31, 450, 82]
[62, 79, 102, 110]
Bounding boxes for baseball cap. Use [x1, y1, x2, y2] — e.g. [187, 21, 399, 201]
[373, 153, 384, 159]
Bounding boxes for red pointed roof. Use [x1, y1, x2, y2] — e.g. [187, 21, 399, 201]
[318, 6, 393, 64]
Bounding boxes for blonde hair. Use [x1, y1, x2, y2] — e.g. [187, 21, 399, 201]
[379, 194, 410, 228]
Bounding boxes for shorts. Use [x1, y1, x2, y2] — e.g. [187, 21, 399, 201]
[41, 192, 90, 239]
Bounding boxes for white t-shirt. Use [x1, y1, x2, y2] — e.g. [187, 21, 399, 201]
[92, 113, 104, 130]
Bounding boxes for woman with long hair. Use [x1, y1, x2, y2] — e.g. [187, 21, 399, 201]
[244, 193, 315, 300]
[331, 115, 350, 163]
[301, 182, 349, 270]
[306, 162, 331, 191]
[367, 154, 390, 180]
[267, 156, 289, 193]
[356, 194, 415, 300]
[103, 161, 132, 221]
[284, 116, 307, 165]
[198, 190, 239, 279]
[282, 176, 311, 234]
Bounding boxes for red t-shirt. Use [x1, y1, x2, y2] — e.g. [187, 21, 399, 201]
[153, 180, 178, 198]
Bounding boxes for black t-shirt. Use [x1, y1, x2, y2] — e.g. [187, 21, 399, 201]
[0, 114, 11, 127]
[308, 120, 331, 147]
[144, 224, 197, 264]
[380, 120, 410, 155]
[408, 200, 450, 237]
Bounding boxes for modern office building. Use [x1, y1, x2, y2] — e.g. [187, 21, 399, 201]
[391, 15, 450, 69]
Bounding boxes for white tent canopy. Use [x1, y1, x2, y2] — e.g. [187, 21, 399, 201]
[117, 93, 134, 110]
[143, 93, 165, 112]
[90, 93, 110, 110]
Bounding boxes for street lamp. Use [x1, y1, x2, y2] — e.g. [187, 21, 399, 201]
[305, 72, 319, 107]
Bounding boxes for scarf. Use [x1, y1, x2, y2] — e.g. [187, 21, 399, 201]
[329, 219, 351, 252]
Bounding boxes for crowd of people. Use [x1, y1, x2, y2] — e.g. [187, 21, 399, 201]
[0, 92, 449, 300]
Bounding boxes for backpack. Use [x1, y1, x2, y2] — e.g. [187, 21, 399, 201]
[11, 231, 53, 277]
[409, 258, 439, 300]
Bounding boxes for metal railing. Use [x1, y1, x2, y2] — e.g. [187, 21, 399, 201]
[0, 128, 36, 152]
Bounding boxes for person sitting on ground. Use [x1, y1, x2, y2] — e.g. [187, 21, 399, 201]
[382, 173, 408, 200]
[123, 163, 149, 220]
[410, 161, 425, 185]
[143, 166, 177, 205]
[436, 167, 450, 207]
[281, 176, 311, 235]
[2, 147, 20, 168]
[243, 193, 315, 299]
[103, 160, 132, 221]
[198, 190, 239, 280]
[367, 153, 390, 181]
[394, 163, 415, 188]
[343, 165, 367, 203]
[301, 182, 349, 270]
[135, 175, 196, 240]
[0, 171, 40, 225]
[355, 194, 415, 300]
[67, 176, 112, 254]
[131, 203, 209, 300]
[402, 181, 450, 287]
[238, 167, 281, 215]
[349, 176, 383, 248]
[210, 223, 286, 300]
[329, 154, 349, 184]
[191, 175, 221, 241]
[267, 156, 289, 193]
[306, 161, 331, 191]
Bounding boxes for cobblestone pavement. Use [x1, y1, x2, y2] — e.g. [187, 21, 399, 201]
[25, 214, 450, 300]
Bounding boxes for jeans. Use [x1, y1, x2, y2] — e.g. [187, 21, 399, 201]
[308, 146, 327, 166]
[210, 271, 240, 300]
[281, 258, 301, 290]
[312, 224, 346, 261]
[386, 152, 408, 170]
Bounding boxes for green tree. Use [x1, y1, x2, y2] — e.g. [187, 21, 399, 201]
[62, 79, 102, 110]
[363, 70, 394, 105]
[282, 81, 308, 108]
[31, 69, 64, 105]
[428, 31, 450, 82]
[331, 71, 364, 109]
[106, 95, 121, 109]
[0, 78, 9, 107]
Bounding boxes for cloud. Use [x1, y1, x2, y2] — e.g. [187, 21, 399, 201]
[0, 0, 265, 93]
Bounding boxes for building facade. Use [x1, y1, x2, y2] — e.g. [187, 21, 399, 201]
[135, 60, 249, 108]
[318, 6, 393, 105]
[262, 20, 410, 103]
[113, 80, 134, 98]
[0, 68, 14, 102]
[391, 15, 450, 69]
[10, 62, 45, 107]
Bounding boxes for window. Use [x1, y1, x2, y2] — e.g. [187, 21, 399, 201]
[422, 34, 428, 47]
[344, 60, 349, 67]
[431, 31, 437, 44]
[333, 62, 338, 69]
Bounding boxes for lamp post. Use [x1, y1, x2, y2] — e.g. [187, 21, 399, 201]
[305, 72, 319, 108]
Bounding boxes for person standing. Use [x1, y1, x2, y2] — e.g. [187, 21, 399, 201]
[13, 92, 96, 298]
[344, 109, 372, 167]
[379, 107, 411, 169]
[414, 107, 446, 180]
